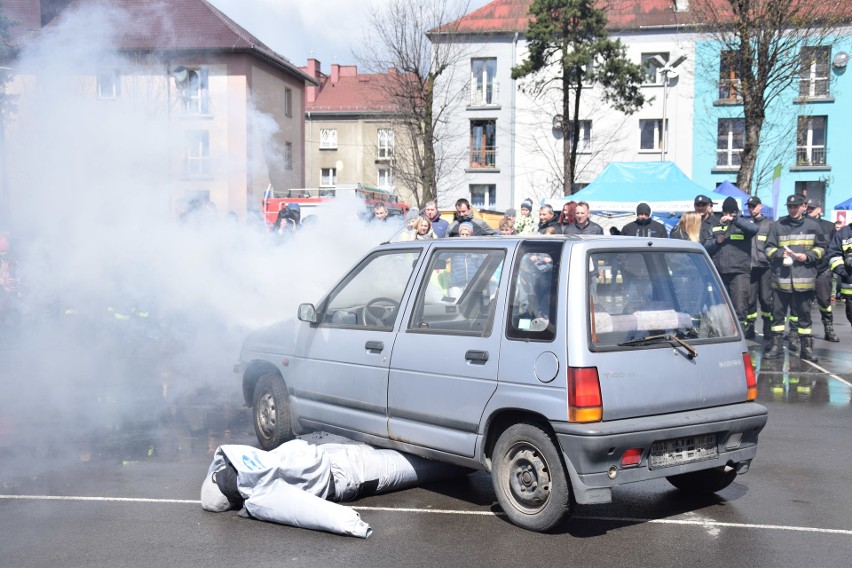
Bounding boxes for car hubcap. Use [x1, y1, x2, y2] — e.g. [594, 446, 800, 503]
[257, 392, 276, 437]
[505, 443, 551, 514]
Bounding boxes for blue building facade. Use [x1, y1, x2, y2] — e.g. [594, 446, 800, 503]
[692, 36, 852, 218]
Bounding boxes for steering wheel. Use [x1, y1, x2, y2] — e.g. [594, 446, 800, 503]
[364, 297, 400, 327]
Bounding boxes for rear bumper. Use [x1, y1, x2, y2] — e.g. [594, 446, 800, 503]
[552, 402, 768, 504]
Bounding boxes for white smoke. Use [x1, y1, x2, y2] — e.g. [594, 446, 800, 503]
[0, 2, 398, 471]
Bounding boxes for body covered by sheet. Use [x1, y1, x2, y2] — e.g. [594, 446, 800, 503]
[200, 437, 467, 538]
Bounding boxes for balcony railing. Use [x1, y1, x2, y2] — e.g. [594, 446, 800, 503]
[469, 82, 500, 106]
[796, 146, 827, 166]
[469, 148, 497, 168]
[718, 79, 742, 102]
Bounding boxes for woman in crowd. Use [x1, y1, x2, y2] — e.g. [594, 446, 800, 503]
[669, 211, 703, 242]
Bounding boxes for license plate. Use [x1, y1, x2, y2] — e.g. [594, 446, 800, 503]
[649, 434, 718, 470]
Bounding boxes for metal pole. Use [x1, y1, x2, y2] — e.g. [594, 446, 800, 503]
[661, 69, 669, 162]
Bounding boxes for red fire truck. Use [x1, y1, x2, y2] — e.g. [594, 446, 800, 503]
[262, 184, 410, 225]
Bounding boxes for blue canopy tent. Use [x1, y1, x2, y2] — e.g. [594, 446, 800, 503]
[714, 180, 775, 219]
[554, 162, 726, 214]
[834, 197, 852, 210]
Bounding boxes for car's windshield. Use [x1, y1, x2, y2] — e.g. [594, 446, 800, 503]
[588, 250, 738, 348]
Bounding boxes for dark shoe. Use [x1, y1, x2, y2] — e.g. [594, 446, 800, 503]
[800, 336, 819, 362]
[788, 329, 800, 354]
[824, 322, 839, 343]
[764, 334, 785, 359]
[744, 322, 756, 340]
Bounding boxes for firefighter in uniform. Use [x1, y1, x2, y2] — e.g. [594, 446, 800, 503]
[806, 198, 839, 342]
[744, 196, 773, 341]
[827, 221, 852, 334]
[764, 194, 827, 362]
[705, 197, 758, 335]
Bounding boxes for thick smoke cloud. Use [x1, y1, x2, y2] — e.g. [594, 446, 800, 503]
[0, 3, 398, 473]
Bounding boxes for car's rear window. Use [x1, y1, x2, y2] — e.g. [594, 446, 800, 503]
[588, 250, 738, 348]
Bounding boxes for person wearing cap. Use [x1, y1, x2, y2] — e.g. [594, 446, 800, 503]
[764, 194, 827, 361]
[514, 198, 537, 236]
[446, 198, 497, 237]
[620, 202, 668, 238]
[694, 194, 718, 241]
[743, 196, 774, 341]
[705, 197, 759, 335]
[562, 202, 604, 235]
[806, 198, 840, 342]
[827, 218, 852, 335]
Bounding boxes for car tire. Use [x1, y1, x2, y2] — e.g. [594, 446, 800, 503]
[666, 467, 737, 494]
[492, 422, 572, 532]
[252, 373, 292, 450]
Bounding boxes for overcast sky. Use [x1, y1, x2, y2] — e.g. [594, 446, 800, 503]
[207, 0, 492, 69]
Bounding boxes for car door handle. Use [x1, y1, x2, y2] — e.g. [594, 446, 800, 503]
[465, 350, 489, 362]
[365, 341, 384, 352]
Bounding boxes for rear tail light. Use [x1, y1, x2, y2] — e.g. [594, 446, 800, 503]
[568, 366, 602, 422]
[743, 352, 757, 401]
[621, 448, 643, 467]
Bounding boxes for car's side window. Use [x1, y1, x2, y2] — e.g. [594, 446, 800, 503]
[408, 249, 505, 336]
[507, 241, 562, 341]
[320, 250, 421, 330]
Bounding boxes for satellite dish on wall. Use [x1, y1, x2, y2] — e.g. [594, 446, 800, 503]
[552, 114, 563, 131]
[172, 66, 188, 82]
[833, 52, 849, 69]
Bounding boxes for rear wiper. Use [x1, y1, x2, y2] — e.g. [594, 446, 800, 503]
[617, 334, 698, 359]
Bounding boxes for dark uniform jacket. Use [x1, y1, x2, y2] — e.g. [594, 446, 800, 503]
[765, 215, 826, 292]
[705, 215, 759, 275]
[828, 224, 852, 295]
[811, 217, 836, 273]
[747, 214, 772, 268]
[620, 218, 668, 238]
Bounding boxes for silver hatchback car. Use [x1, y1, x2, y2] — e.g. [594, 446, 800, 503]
[236, 235, 767, 531]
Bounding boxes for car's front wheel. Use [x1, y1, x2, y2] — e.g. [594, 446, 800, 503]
[491, 422, 572, 532]
[666, 467, 737, 494]
[252, 374, 292, 450]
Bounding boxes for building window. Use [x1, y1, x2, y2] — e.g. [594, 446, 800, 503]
[175, 67, 210, 114]
[639, 119, 665, 151]
[471, 58, 498, 106]
[640, 52, 669, 84]
[284, 142, 293, 171]
[377, 167, 393, 188]
[320, 129, 337, 149]
[185, 130, 210, 176]
[470, 120, 497, 168]
[718, 51, 742, 102]
[717, 118, 745, 167]
[796, 116, 827, 166]
[470, 184, 496, 208]
[799, 46, 830, 98]
[567, 120, 592, 153]
[378, 129, 394, 159]
[320, 167, 337, 186]
[794, 180, 826, 207]
[97, 69, 120, 99]
[284, 88, 293, 117]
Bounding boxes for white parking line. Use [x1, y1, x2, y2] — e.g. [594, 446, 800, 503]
[4, 495, 848, 536]
[802, 359, 852, 388]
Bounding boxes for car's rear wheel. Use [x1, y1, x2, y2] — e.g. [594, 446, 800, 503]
[252, 374, 292, 450]
[666, 467, 737, 494]
[492, 422, 572, 532]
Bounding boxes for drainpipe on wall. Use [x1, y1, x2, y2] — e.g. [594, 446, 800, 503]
[510, 32, 518, 209]
[306, 111, 312, 187]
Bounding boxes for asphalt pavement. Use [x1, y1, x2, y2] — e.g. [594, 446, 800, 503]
[1, 304, 850, 567]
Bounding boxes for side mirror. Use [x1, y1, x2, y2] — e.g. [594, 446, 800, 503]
[297, 303, 317, 323]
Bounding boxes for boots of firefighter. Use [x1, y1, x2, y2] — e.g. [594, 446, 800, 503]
[787, 328, 800, 354]
[800, 336, 819, 362]
[764, 333, 785, 359]
[743, 321, 756, 340]
[762, 319, 773, 343]
[824, 321, 839, 342]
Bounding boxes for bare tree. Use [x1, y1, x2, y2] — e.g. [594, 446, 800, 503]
[691, 0, 846, 192]
[355, 0, 472, 208]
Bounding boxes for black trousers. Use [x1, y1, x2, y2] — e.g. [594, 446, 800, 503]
[722, 272, 750, 324]
[814, 270, 834, 324]
[748, 266, 773, 324]
[771, 289, 814, 336]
